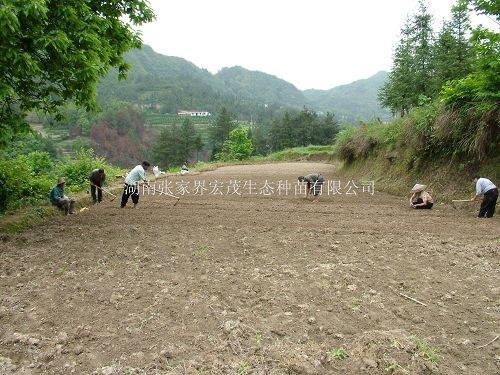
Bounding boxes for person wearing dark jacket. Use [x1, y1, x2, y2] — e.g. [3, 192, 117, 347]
[298, 173, 324, 201]
[89, 168, 106, 204]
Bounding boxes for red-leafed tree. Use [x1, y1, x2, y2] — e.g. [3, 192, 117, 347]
[89, 104, 152, 166]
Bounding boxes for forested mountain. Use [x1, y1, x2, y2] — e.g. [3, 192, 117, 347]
[216, 66, 308, 109]
[97, 45, 390, 123]
[303, 71, 393, 123]
[97, 46, 228, 114]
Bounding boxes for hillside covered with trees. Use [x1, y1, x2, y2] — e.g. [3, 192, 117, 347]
[96, 45, 391, 124]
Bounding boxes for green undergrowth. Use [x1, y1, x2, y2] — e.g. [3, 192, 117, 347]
[333, 101, 499, 207]
[259, 145, 335, 162]
[0, 193, 95, 234]
[338, 149, 500, 204]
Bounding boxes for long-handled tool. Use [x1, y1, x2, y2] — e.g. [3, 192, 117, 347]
[146, 186, 180, 206]
[451, 199, 475, 209]
[90, 182, 117, 201]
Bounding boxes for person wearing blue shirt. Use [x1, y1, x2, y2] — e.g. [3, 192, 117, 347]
[50, 177, 76, 215]
[470, 175, 498, 218]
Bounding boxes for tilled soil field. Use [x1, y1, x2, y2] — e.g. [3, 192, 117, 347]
[1, 162, 499, 374]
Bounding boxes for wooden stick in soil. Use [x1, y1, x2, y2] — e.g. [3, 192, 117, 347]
[398, 292, 427, 306]
[476, 335, 499, 349]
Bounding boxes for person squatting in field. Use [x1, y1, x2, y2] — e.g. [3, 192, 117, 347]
[121, 161, 151, 208]
[410, 184, 434, 209]
[470, 175, 498, 218]
[298, 173, 324, 201]
[89, 168, 106, 204]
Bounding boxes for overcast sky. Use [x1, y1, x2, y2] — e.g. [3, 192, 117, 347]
[138, 0, 493, 90]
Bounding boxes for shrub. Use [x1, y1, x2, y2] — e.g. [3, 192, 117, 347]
[334, 124, 383, 162]
[0, 148, 124, 214]
[0, 152, 56, 213]
[59, 148, 124, 192]
[215, 127, 254, 161]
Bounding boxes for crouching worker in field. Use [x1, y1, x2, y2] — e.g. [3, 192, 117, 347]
[298, 173, 324, 201]
[50, 177, 76, 215]
[410, 184, 433, 209]
[121, 161, 151, 209]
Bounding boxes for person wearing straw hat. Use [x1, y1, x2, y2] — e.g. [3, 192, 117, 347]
[50, 177, 76, 215]
[410, 184, 433, 209]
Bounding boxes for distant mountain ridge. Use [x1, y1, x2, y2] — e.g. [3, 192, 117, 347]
[97, 45, 392, 123]
[303, 71, 392, 122]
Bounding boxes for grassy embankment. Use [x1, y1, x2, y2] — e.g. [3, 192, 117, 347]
[332, 102, 499, 208]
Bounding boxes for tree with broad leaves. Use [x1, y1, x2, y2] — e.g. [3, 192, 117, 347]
[0, 0, 155, 147]
[215, 127, 254, 161]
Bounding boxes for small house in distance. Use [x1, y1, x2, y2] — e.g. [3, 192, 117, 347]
[177, 110, 212, 117]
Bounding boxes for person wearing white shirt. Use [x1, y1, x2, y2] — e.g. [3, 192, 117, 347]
[470, 175, 498, 218]
[121, 161, 151, 208]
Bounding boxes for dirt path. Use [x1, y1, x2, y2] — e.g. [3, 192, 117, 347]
[1, 162, 499, 374]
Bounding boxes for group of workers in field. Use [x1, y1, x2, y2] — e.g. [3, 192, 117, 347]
[50, 164, 497, 218]
[408, 175, 497, 218]
[49, 161, 151, 214]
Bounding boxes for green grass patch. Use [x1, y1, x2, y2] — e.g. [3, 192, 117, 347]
[413, 336, 440, 364]
[327, 347, 349, 360]
[259, 145, 335, 161]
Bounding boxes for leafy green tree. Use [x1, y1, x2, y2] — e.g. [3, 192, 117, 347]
[378, 18, 417, 116]
[379, 1, 436, 115]
[440, 1, 499, 110]
[248, 124, 271, 156]
[179, 118, 203, 163]
[470, 0, 500, 17]
[429, 1, 498, 161]
[0, 0, 155, 147]
[316, 112, 340, 144]
[432, 0, 474, 92]
[208, 107, 237, 156]
[269, 112, 294, 151]
[412, 0, 435, 99]
[153, 125, 179, 169]
[39, 103, 96, 136]
[0, 133, 58, 159]
[153, 118, 203, 168]
[215, 127, 254, 161]
[269, 108, 339, 151]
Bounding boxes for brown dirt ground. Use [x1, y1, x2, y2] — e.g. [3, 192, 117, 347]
[1, 162, 499, 375]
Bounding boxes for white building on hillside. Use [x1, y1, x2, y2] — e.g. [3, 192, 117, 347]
[177, 110, 212, 117]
